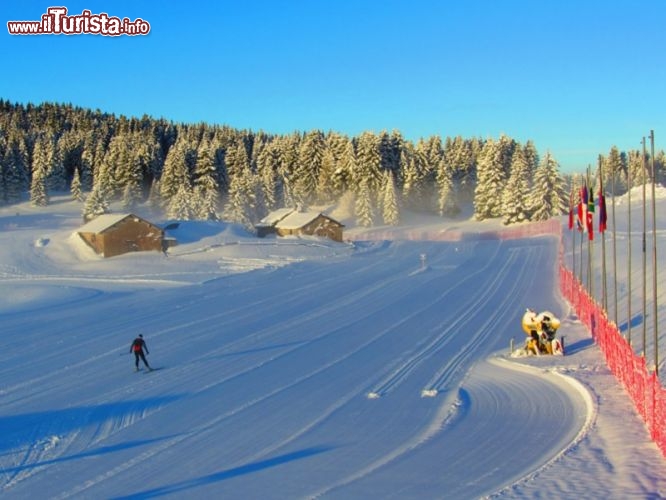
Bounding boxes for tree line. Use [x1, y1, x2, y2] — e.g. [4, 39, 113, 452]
[0, 100, 663, 227]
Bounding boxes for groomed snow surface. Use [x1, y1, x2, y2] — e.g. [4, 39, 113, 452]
[1, 196, 665, 499]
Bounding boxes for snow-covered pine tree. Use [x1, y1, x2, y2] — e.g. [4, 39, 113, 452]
[294, 130, 325, 206]
[45, 136, 67, 193]
[256, 140, 280, 211]
[276, 133, 301, 208]
[30, 136, 50, 206]
[82, 185, 110, 221]
[529, 152, 566, 221]
[160, 139, 192, 208]
[603, 146, 627, 194]
[30, 146, 49, 207]
[474, 136, 515, 220]
[523, 140, 539, 180]
[381, 169, 400, 225]
[436, 157, 459, 217]
[316, 147, 337, 203]
[224, 141, 261, 227]
[193, 140, 220, 220]
[400, 142, 421, 211]
[70, 168, 84, 202]
[166, 184, 194, 220]
[444, 136, 476, 202]
[354, 178, 374, 227]
[334, 136, 356, 199]
[2, 132, 30, 204]
[57, 130, 83, 192]
[79, 137, 95, 192]
[501, 146, 532, 224]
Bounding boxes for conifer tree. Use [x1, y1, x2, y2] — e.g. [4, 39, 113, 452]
[381, 169, 400, 225]
[166, 184, 194, 220]
[354, 178, 374, 227]
[294, 130, 325, 205]
[160, 139, 191, 206]
[193, 140, 220, 219]
[45, 137, 67, 193]
[626, 150, 645, 190]
[30, 136, 50, 205]
[256, 141, 281, 210]
[474, 137, 514, 220]
[70, 168, 84, 202]
[2, 132, 30, 203]
[276, 133, 301, 208]
[224, 142, 258, 226]
[604, 146, 626, 194]
[356, 132, 383, 191]
[30, 157, 49, 207]
[436, 158, 459, 217]
[316, 147, 337, 203]
[334, 136, 356, 197]
[501, 146, 532, 224]
[529, 152, 566, 221]
[82, 185, 110, 221]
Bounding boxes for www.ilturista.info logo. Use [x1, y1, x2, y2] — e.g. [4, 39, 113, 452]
[7, 7, 151, 36]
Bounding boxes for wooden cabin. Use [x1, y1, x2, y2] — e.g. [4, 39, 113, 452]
[77, 214, 166, 258]
[256, 209, 344, 242]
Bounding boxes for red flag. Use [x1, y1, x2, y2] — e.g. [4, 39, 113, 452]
[586, 211, 594, 240]
[598, 191, 607, 233]
[577, 183, 587, 233]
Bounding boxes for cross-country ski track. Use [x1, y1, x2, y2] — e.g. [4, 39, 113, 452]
[1, 235, 590, 499]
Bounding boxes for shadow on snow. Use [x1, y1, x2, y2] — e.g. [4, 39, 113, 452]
[112, 445, 335, 499]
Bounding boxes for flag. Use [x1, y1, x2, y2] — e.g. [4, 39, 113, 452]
[588, 185, 595, 213]
[577, 182, 588, 233]
[598, 190, 607, 233]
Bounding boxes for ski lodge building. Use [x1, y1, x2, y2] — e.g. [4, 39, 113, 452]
[77, 213, 167, 258]
[256, 208, 344, 242]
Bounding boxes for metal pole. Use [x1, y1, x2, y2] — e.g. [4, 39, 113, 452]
[611, 154, 618, 326]
[649, 130, 659, 374]
[587, 166, 593, 300]
[569, 177, 578, 284]
[642, 138, 647, 357]
[627, 153, 632, 346]
[599, 157, 608, 311]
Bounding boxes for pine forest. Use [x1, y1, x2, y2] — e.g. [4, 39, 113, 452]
[1, 100, 664, 227]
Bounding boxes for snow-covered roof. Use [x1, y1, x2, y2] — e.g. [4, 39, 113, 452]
[276, 211, 327, 230]
[78, 214, 151, 234]
[257, 208, 295, 227]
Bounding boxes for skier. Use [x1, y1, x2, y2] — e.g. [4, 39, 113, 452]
[130, 334, 152, 371]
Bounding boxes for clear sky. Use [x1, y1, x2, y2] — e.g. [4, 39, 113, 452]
[2, 0, 665, 172]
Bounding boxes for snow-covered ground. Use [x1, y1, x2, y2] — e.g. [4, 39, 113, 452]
[0, 193, 665, 499]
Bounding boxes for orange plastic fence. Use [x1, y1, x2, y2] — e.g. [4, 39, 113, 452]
[559, 265, 666, 458]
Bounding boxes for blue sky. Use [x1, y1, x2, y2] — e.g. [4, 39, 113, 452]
[2, 1, 665, 172]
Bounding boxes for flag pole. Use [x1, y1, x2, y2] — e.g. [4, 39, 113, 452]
[642, 137, 647, 357]
[598, 157, 607, 311]
[627, 152, 633, 346]
[587, 166, 594, 300]
[570, 177, 576, 284]
[611, 153, 618, 327]
[578, 174, 584, 285]
[649, 130, 659, 374]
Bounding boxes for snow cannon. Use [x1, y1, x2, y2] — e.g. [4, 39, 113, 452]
[519, 309, 564, 356]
